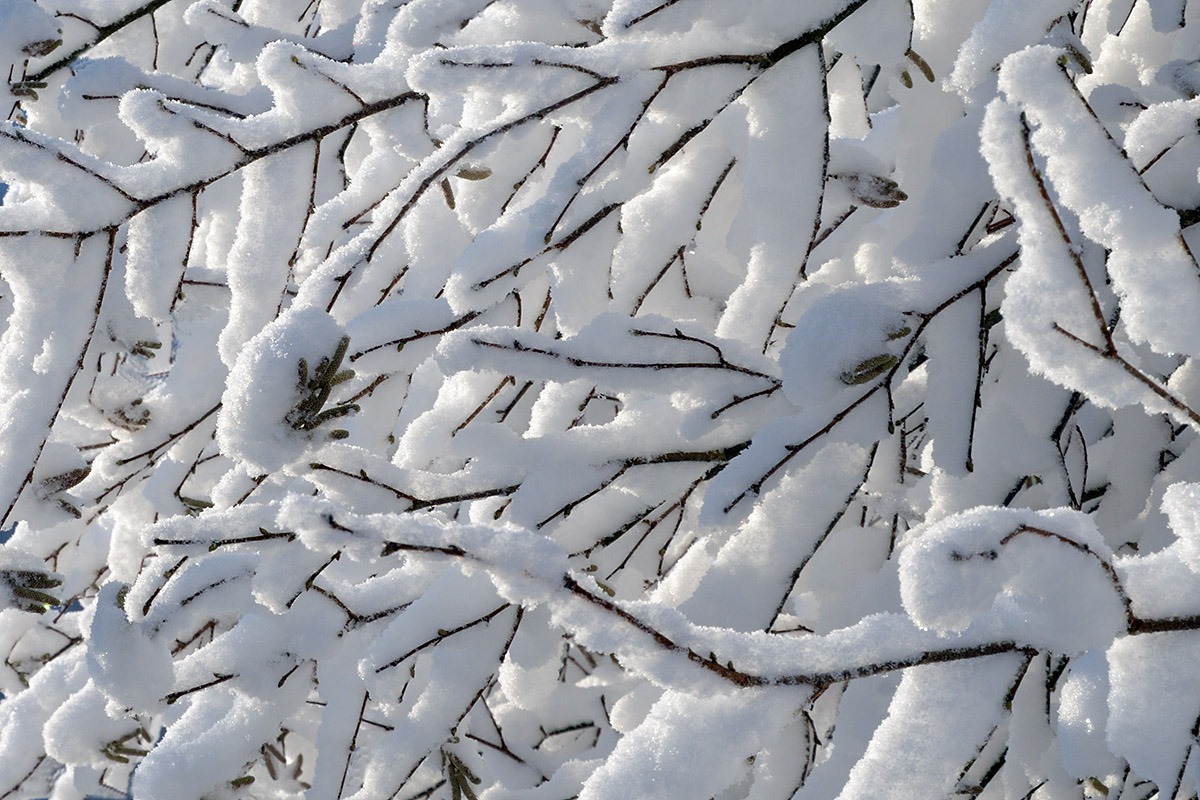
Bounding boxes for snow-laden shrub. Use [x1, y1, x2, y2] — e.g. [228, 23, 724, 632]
[3, 0, 1200, 798]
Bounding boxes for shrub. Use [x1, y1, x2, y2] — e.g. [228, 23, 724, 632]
[3, 1, 1200, 798]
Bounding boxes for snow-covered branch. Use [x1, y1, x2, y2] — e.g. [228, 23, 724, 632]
[5, 1, 1200, 799]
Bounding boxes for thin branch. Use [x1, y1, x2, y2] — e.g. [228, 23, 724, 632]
[0, 92, 427, 240]
[999, 524, 1135, 630]
[373, 604, 511, 672]
[543, 75, 668, 244]
[767, 441, 879, 630]
[1018, 112, 1115, 355]
[649, 0, 872, 73]
[22, 0, 178, 85]
[366, 77, 619, 262]
[623, 0, 686, 28]
[349, 310, 481, 361]
[165, 672, 236, 704]
[469, 334, 779, 381]
[0, 228, 117, 530]
[720, 247, 1020, 514]
[337, 691, 370, 800]
[475, 201, 623, 289]
[113, 402, 222, 466]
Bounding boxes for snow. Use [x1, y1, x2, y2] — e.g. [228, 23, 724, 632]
[578, 686, 807, 800]
[124, 195, 193, 323]
[42, 678, 134, 768]
[0, 648, 87, 790]
[680, 442, 872, 631]
[133, 683, 307, 800]
[779, 282, 909, 415]
[998, 45, 1200, 359]
[218, 145, 314, 368]
[948, 0, 1080, 100]
[0, 234, 107, 527]
[1107, 631, 1200, 792]
[899, 506, 1126, 652]
[1057, 647, 1122, 781]
[837, 655, 1024, 799]
[1162, 481, 1200, 573]
[922, 296, 980, 475]
[715, 45, 826, 349]
[217, 306, 350, 474]
[981, 95, 1158, 413]
[6, 0, 1200, 798]
[86, 581, 174, 711]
